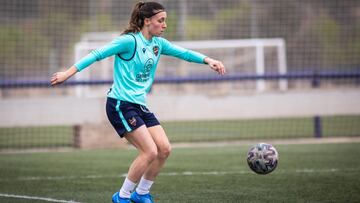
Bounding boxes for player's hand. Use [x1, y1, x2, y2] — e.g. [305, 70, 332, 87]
[205, 57, 226, 75]
[51, 71, 69, 86]
[50, 66, 78, 86]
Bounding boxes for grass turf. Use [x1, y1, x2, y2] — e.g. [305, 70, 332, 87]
[0, 142, 359, 202]
[1, 115, 360, 149]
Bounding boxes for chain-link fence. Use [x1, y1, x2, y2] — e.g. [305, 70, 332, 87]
[1, 0, 359, 149]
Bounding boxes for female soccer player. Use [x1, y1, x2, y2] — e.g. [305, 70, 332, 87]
[51, 2, 225, 203]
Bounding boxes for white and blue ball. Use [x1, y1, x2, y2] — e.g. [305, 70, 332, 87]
[247, 143, 279, 175]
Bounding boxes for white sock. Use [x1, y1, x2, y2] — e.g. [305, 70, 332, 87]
[119, 177, 137, 198]
[136, 177, 154, 195]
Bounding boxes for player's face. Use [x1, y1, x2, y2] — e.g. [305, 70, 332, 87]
[147, 11, 167, 36]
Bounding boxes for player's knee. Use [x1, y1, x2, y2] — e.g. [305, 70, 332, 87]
[143, 149, 158, 163]
[158, 145, 171, 159]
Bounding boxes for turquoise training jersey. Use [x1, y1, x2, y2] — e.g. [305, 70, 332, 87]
[74, 32, 207, 106]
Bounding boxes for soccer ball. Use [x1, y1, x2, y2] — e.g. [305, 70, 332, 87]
[247, 143, 279, 175]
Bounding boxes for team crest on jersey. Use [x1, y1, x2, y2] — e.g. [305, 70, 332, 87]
[153, 46, 159, 56]
[128, 117, 137, 127]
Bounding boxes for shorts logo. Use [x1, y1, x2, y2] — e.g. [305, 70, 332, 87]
[153, 46, 159, 56]
[128, 117, 137, 126]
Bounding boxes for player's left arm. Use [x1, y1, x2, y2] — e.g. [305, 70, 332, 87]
[160, 38, 226, 75]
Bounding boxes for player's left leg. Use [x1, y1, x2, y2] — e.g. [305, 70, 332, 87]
[131, 125, 171, 203]
[143, 125, 171, 180]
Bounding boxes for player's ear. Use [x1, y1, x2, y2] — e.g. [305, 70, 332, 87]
[144, 18, 151, 27]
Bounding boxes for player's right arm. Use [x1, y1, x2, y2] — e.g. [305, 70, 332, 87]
[50, 34, 135, 86]
[51, 65, 77, 86]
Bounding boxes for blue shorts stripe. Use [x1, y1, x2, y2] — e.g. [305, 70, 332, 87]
[116, 100, 132, 132]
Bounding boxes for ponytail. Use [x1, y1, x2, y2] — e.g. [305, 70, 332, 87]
[122, 1, 165, 34]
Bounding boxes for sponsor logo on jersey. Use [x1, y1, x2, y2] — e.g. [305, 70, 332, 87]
[136, 58, 154, 82]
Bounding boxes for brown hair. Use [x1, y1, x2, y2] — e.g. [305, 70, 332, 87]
[122, 1, 165, 34]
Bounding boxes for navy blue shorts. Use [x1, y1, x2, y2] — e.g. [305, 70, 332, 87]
[106, 97, 160, 138]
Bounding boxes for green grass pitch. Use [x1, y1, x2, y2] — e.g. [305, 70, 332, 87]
[0, 142, 359, 202]
[1, 115, 360, 149]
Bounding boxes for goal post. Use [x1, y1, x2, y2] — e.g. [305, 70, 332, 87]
[173, 38, 288, 92]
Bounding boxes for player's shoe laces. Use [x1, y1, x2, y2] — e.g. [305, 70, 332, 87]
[112, 192, 131, 203]
[130, 191, 154, 203]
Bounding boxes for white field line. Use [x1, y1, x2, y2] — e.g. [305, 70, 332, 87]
[0, 193, 81, 203]
[0, 168, 359, 182]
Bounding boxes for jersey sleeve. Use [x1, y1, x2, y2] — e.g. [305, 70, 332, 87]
[159, 37, 207, 64]
[74, 34, 135, 72]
